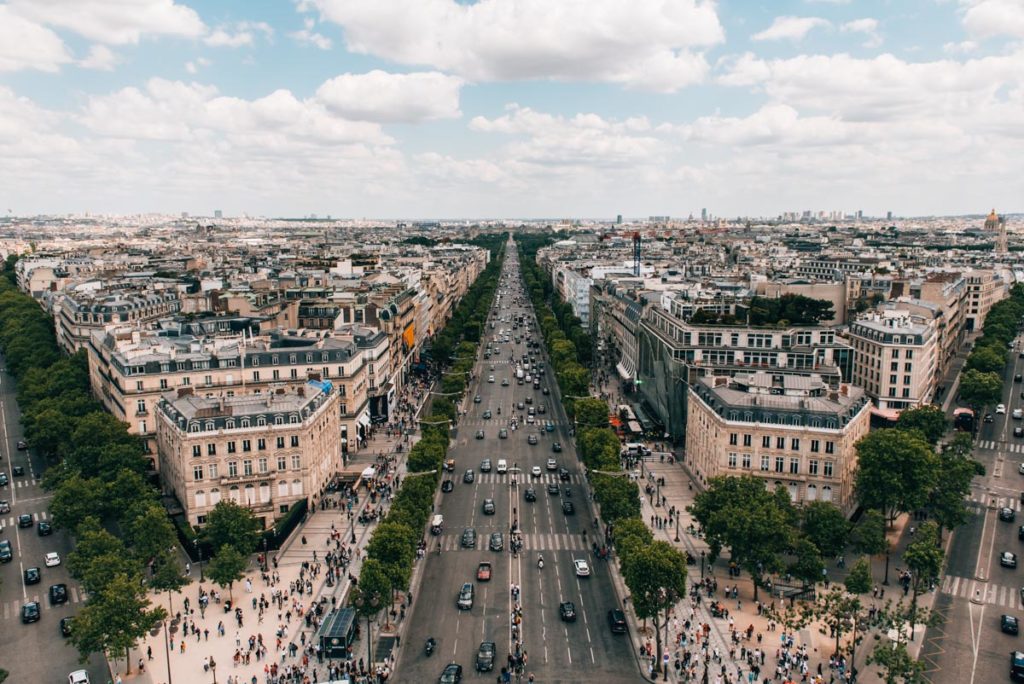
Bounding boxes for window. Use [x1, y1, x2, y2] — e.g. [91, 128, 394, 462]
[272, 370, 280, 380]
[774, 456, 784, 473]
[204, 375, 212, 386]
[903, 375, 911, 385]
[728, 453, 737, 468]
[160, 378, 168, 390]
[272, 354, 279, 365]
[227, 441, 236, 454]
[228, 461, 238, 477]
[905, 350, 913, 359]
[743, 434, 751, 447]
[890, 361, 898, 371]
[902, 388, 911, 398]
[182, 376, 190, 386]
[243, 460, 253, 476]
[257, 438, 266, 451]
[192, 445, 201, 458]
[810, 439, 820, 453]
[729, 433, 738, 446]
[808, 459, 819, 475]
[824, 461, 834, 478]
[290, 369, 298, 380]
[208, 463, 218, 478]
[252, 371, 261, 382]
[195, 490, 206, 507]
[825, 441, 835, 454]
[139, 420, 147, 433]
[806, 484, 817, 501]
[243, 439, 251, 452]
[207, 443, 216, 456]
[291, 455, 301, 470]
[291, 479, 303, 496]
[278, 481, 289, 497]
[742, 453, 751, 469]
[136, 380, 144, 391]
[776, 437, 785, 449]
[789, 458, 799, 474]
[276, 436, 285, 449]
[904, 362, 913, 372]
[821, 485, 833, 502]
[791, 438, 800, 451]
[277, 456, 287, 471]
[193, 465, 204, 481]
[892, 349, 899, 359]
[762, 435, 771, 448]
[889, 374, 897, 384]
[137, 399, 146, 414]
[258, 457, 268, 473]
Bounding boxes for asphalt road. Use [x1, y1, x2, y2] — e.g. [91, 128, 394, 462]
[394, 245, 637, 683]
[0, 356, 107, 684]
[923, 341, 1024, 684]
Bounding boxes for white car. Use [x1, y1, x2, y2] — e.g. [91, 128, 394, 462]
[574, 559, 591, 577]
[69, 672, 90, 684]
[1014, 408, 1023, 420]
[531, 466, 542, 477]
[488, 375, 495, 383]
[998, 404, 1007, 414]
[45, 552, 61, 567]
[497, 459, 508, 474]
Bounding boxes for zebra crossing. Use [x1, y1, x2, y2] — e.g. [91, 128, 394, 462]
[940, 574, 1024, 609]
[437, 531, 590, 552]
[1, 510, 49, 527]
[977, 439, 1024, 453]
[0, 479, 40, 489]
[462, 418, 562, 427]
[966, 494, 1023, 511]
[472, 472, 580, 485]
[1, 586, 87, 621]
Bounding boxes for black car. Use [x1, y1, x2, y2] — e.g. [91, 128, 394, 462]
[17, 513, 32, 528]
[476, 642, 496, 672]
[60, 616, 74, 637]
[49, 583, 68, 605]
[542, 387, 550, 395]
[985, 413, 995, 423]
[473, 395, 482, 403]
[441, 479, 454, 493]
[1005, 614, 1021, 635]
[24, 567, 40, 585]
[537, 405, 546, 414]
[524, 488, 537, 502]
[560, 601, 577, 622]
[12, 466, 23, 477]
[527, 434, 538, 445]
[608, 609, 628, 633]
[562, 501, 575, 515]
[480, 459, 492, 472]
[439, 662, 463, 683]
[1002, 508, 1018, 522]
[21, 601, 40, 624]
[475, 430, 485, 440]
[552, 442, 563, 453]
[461, 528, 477, 548]
[1018, 427, 1024, 438]
[558, 466, 570, 480]
[482, 499, 496, 515]
[16, 441, 27, 451]
[37, 521, 52, 536]
[463, 469, 475, 484]
[547, 483, 559, 495]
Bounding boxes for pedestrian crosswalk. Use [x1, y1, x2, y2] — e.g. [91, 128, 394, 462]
[0, 479, 39, 489]
[1, 586, 86, 621]
[468, 472, 580, 485]
[977, 439, 1024, 453]
[940, 575, 1023, 609]
[436, 531, 590, 552]
[461, 418, 563, 428]
[966, 494, 1022, 511]
[1, 510, 49, 527]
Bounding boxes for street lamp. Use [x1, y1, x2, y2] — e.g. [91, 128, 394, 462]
[700, 551, 706, 580]
[354, 592, 381, 670]
[194, 539, 204, 582]
[262, 538, 268, 573]
[674, 514, 680, 543]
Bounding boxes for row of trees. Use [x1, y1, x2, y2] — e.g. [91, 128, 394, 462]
[960, 283, 1024, 409]
[690, 293, 835, 327]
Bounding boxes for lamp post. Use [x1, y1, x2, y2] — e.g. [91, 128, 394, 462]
[355, 592, 381, 671]
[700, 551, 706, 580]
[262, 538, 268, 573]
[194, 539, 204, 582]
[674, 514, 680, 543]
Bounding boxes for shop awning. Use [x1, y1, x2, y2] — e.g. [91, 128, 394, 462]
[616, 362, 634, 381]
[627, 420, 643, 433]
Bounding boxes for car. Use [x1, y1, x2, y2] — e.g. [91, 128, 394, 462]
[476, 562, 492, 582]
[480, 459, 492, 472]
[528, 406, 536, 416]
[45, 551, 61, 567]
[475, 430, 485, 440]
[439, 663, 463, 683]
[482, 409, 492, 419]
[1015, 409, 1024, 420]
[985, 413, 995, 423]
[1017, 374, 1023, 383]
[559, 601, 577, 622]
[574, 559, 591, 577]
[562, 500, 575, 515]
[24, 567, 41, 585]
[482, 499, 496, 515]
[497, 459, 508, 474]
[489, 532, 504, 551]
[1004, 614, 1021, 635]
[476, 641, 496, 672]
[0, 540, 12, 562]
[462, 528, 477, 548]
[498, 429, 508, 439]
[463, 469, 475, 484]
[441, 479, 454, 493]
[60, 616, 74, 637]
[525, 396, 533, 405]
[526, 414, 535, 424]
[0, 500, 9, 513]
[545, 421, 555, 432]
[547, 458, 558, 471]
[12, 466, 23, 477]
[0, 473, 7, 486]
[21, 601, 40, 624]
[527, 434, 538, 445]
[17, 513, 32, 528]
[547, 483, 560, 495]
[1017, 427, 1024, 438]
[1003, 551, 1019, 569]
[473, 395, 482, 403]
[558, 467, 570, 481]
[68, 669, 91, 684]
[608, 609, 628, 634]
[457, 583, 474, 610]
[517, 401, 525, 410]
[537, 405, 546, 414]
[502, 379, 509, 386]
[444, 459, 456, 472]
[16, 440, 27, 451]
[999, 404, 1008, 414]
[1002, 508, 1018, 522]
[50, 583, 68, 605]
[488, 375, 495, 383]
[530, 466, 542, 477]
[517, 378, 524, 385]
[542, 387, 550, 395]
[524, 488, 537, 502]
[1013, 651, 1024, 681]
[37, 521, 52, 536]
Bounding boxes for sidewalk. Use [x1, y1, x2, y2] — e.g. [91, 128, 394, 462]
[114, 379, 433, 684]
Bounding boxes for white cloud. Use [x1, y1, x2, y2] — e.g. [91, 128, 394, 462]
[316, 71, 462, 123]
[290, 17, 333, 49]
[960, 0, 1024, 39]
[8, 0, 205, 45]
[943, 40, 979, 54]
[308, 0, 724, 92]
[840, 18, 882, 48]
[0, 6, 73, 72]
[752, 16, 831, 42]
[184, 57, 211, 74]
[204, 29, 254, 48]
[79, 44, 119, 71]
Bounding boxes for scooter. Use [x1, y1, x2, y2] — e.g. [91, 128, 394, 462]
[425, 637, 436, 656]
[538, 556, 544, 570]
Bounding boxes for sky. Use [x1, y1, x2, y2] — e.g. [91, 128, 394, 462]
[0, 0, 1022, 219]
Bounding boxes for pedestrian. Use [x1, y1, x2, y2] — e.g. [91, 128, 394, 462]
[147, 645, 153, 661]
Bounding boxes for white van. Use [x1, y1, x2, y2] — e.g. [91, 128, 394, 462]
[430, 514, 444, 535]
[496, 459, 508, 474]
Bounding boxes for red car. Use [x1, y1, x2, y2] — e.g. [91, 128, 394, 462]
[476, 562, 492, 582]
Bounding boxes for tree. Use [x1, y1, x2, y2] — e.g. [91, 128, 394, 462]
[576, 427, 620, 471]
[573, 397, 609, 429]
[204, 500, 261, 555]
[620, 541, 688, 677]
[867, 639, 926, 684]
[689, 475, 796, 600]
[845, 556, 873, 595]
[930, 440, 984, 542]
[592, 475, 641, 523]
[351, 559, 392, 661]
[50, 475, 107, 535]
[788, 537, 825, 588]
[67, 518, 141, 594]
[851, 509, 890, 584]
[126, 503, 178, 566]
[855, 429, 938, 526]
[903, 522, 944, 640]
[207, 544, 246, 602]
[958, 368, 1003, 409]
[70, 572, 166, 674]
[801, 501, 851, 559]
[895, 405, 948, 445]
[148, 548, 191, 617]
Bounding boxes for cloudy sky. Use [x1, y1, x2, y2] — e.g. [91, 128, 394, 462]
[0, 0, 1021, 219]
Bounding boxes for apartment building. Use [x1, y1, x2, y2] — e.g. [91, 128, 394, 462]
[964, 269, 1006, 332]
[847, 308, 938, 412]
[155, 380, 340, 528]
[685, 373, 871, 515]
[56, 289, 182, 353]
[88, 326, 368, 458]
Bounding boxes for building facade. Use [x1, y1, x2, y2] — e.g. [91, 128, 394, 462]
[847, 308, 938, 413]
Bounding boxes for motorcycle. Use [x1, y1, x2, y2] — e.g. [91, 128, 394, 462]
[538, 556, 544, 569]
[425, 637, 436, 656]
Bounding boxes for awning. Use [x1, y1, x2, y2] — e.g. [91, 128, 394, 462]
[616, 362, 634, 381]
[361, 466, 377, 479]
[627, 420, 643, 433]
[357, 414, 372, 429]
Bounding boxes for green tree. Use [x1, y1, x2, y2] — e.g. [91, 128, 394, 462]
[958, 368, 1003, 409]
[788, 537, 825, 587]
[801, 501, 851, 559]
[576, 427, 620, 470]
[573, 397, 609, 429]
[851, 509, 890, 584]
[814, 586, 862, 666]
[855, 429, 938, 526]
[67, 518, 141, 594]
[207, 544, 247, 602]
[620, 541, 688, 677]
[895, 405, 948, 445]
[50, 476, 106, 535]
[204, 500, 261, 555]
[592, 475, 640, 523]
[148, 548, 191, 616]
[965, 345, 1007, 374]
[845, 556, 873, 595]
[903, 522, 944, 641]
[689, 475, 796, 600]
[930, 439, 984, 542]
[867, 640, 926, 684]
[126, 503, 178, 566]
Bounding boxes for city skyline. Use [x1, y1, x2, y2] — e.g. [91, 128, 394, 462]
[1, 0, 1022, 217]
